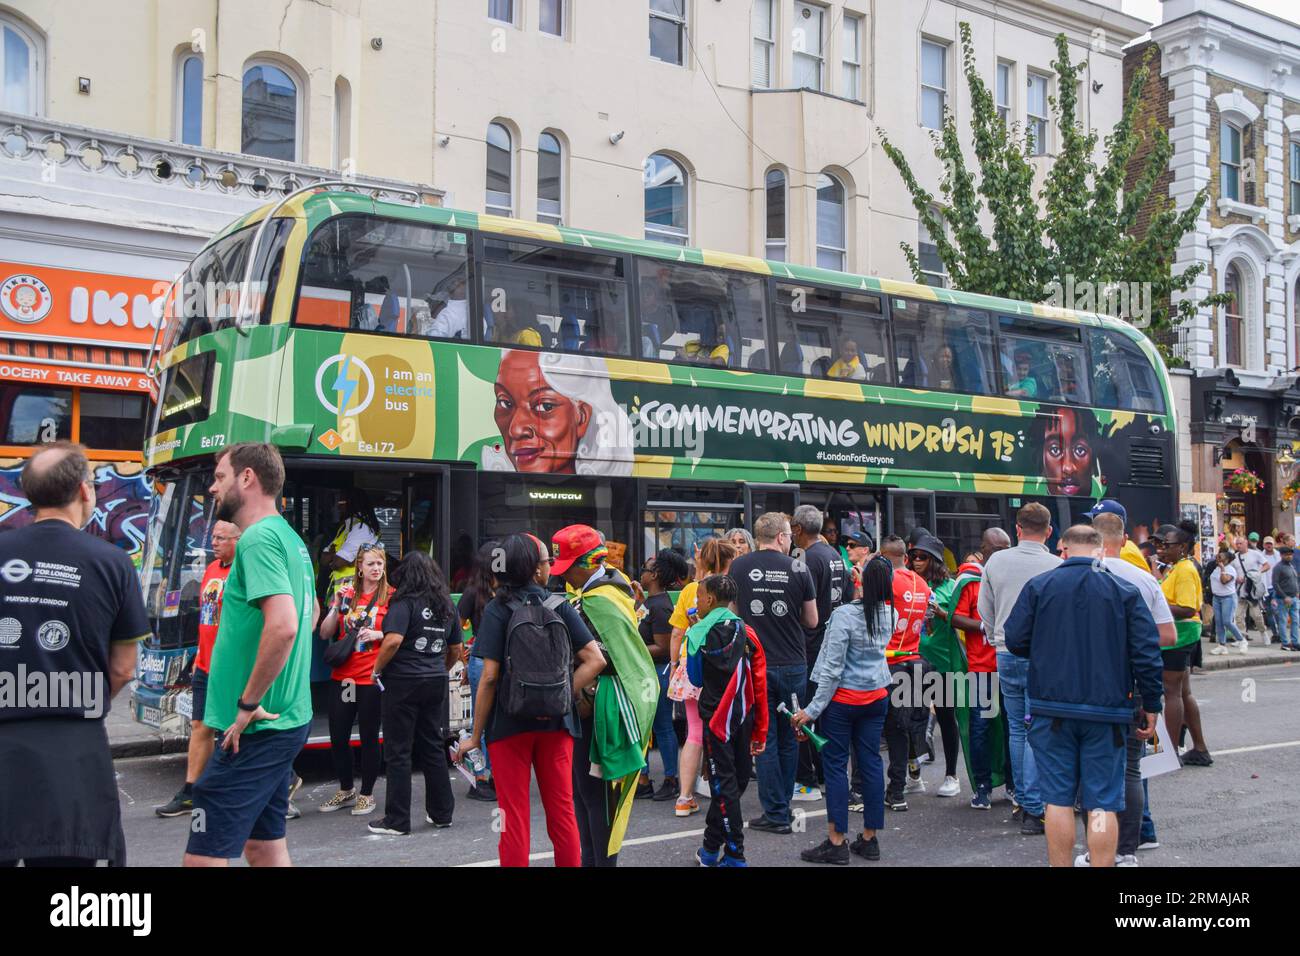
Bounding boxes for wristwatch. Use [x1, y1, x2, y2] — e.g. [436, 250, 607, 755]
[236, 697, 261, 713]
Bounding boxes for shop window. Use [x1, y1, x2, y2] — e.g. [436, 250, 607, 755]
[1, 385, 72, 445]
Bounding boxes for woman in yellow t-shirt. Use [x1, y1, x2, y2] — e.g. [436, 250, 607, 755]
[668, 536, 737, 817]
[1154, 520, 1213, 767]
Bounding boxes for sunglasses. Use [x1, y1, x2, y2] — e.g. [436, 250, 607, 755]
[356, 542, 386, 556]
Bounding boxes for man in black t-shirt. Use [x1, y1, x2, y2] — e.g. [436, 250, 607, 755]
[731, 511, 817, 834]
[0, 443, 150, 867]
[792, 505, 848, 797]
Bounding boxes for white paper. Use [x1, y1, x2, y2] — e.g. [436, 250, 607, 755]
[1140, 712, 1181, 779]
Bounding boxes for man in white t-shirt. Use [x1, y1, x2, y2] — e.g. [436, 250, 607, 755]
[1209, 551, 1248, 654]
[1091, 513, 1175, 867]
[427, 277, 469, 340]
[1259, 536, 1282, 643]
[1231, 536, 1267, 641]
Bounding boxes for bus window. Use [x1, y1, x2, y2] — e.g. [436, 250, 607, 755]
[1, 385, 72, 444]
[298, 215, 469, 339]
[998, 317, 1091, 406]
[637, 261, 768, 369]
[773, 283, 888, 382]
[1088, 328, 1165, 414]
[892, 300, 996, 394]
[481, 239, 630, 357]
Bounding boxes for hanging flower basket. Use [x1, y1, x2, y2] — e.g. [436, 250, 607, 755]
[1283, 477, 1300, 509]
[1226, 468, 1264, 494]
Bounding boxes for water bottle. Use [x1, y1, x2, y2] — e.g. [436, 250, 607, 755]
[457, 730, 486, 775]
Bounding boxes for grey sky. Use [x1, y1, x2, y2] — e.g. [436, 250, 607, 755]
[1121, 0, 1300, 28]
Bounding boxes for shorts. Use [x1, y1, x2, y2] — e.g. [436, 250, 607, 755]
[1027, 716, 1126, 812]
[1161, 647, 1191, 672]
[684, 698, 703, 746]
[191, 667, 208, 724]
[186, 721, 309, 859]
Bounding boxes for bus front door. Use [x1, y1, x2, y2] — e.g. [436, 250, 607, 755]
[887, 489, 935, 540]
[743, 482, 800, 530]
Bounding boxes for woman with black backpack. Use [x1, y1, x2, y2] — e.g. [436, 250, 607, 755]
[454, 533, 606, 867]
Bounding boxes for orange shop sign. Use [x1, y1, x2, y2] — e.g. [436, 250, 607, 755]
[0, 358, 153, 394]
[0, 262, 169, 349]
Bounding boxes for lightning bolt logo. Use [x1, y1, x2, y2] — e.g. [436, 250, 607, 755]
[332, 355, 360, 415]
[315, 353, 374, 417]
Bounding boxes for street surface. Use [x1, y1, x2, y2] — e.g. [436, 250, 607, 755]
[114, 662, 1299, 867]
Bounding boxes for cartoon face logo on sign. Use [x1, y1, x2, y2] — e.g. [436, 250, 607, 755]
[1, 274, 53, 324]
[315, 354, 375, 417]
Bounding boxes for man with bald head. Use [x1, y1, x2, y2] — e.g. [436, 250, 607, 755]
[157, 519, 242, 818]
[0, 442, 150, 866]
[980, 527, 1012, 564]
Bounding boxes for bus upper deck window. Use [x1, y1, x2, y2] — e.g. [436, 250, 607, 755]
[1088, 328, 1165, 414]
[637, 259, 769, 370]
[893, 301, 995, 395]
[773, 283, 888, 382]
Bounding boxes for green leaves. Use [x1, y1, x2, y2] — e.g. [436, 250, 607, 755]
[883, 24, 1213, 366]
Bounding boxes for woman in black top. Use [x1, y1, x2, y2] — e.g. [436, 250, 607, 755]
[454, 533, 606, 867]
[367, 551, 461, 836]
[456, 542, 499, 800]
[636, 548, 689, 801]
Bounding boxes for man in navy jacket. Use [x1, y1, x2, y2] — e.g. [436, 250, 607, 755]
[1004, 524, 1164, 867]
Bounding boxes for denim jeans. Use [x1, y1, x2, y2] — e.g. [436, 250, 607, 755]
[756, 662, 807, 826]
[1212, 594, 1244, 645]
[968, 697, 994, 792]
[996, 651, 1042, 817]
[646, 662, 679, 779]
[1139, 741, 1157, 845]
[1282, 598, 1300, 647]
[1264, 592, 1283, 642]
[467, 654, 491, 775]
[820, 697, 888, 834]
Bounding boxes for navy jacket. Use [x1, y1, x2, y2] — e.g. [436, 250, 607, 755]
[1004, 557, 1163, 723]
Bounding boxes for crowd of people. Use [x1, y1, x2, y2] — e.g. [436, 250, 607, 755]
[2, 440, 1236, 869]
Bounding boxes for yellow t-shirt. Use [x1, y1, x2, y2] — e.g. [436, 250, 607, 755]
[669, 581, 699, 631]
[1160, 558, 1202, 623]
[513, 327, 542, 347]
[1120, 539, 1152, 576]
[827, 356, 865, 380]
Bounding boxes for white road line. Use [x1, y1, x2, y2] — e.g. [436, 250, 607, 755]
[1211, 739, 1300, 756]
[457, 809, 830, 867]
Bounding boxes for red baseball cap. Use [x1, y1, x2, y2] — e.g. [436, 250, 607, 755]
[550, 524, 603, 576]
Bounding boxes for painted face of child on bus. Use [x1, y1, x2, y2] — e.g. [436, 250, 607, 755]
[493, 350, 591, 474]
[1043, 408, 1094, 497]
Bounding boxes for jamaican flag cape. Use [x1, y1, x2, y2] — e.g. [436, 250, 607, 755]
[572, 568, 657, 858]
[919, 566, 1008, 791]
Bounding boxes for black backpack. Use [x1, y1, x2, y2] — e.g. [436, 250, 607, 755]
[499, 592, 573, 720]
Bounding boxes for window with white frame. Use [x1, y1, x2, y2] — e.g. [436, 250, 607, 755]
[540, 0, 565, 36]
[816, 172, 846, 271]
[176, 53, 203, 146]
[242, 61, 301, 162]
[792, 2, 825, 92]
[1223, 261, 1245, 368]
[644, 153, 689, 245]
[766, 167, 786, 261]
[1027, 73, 1049, 155]
[842, 14, 862, 101]
[752, 0, 775, 89]
[920, 39, 947, 129]
[996, 61, 1012, 125]
[486, 122, 514, 217]
[538, 132, 563, 226]
[488, 0, 515, 25]
[1220, 120, 1242, 202]
[650, 0, 687, 66]
[1291, 141, 1300, 214]
[1, 16, 42, 115]
[919, 208, 947, 288]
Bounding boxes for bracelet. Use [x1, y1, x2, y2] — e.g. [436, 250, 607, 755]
[236, 697, 261, 713]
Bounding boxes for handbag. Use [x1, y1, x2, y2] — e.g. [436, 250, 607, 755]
[322, 589, 379, 669]
[666, 651, 700, 702]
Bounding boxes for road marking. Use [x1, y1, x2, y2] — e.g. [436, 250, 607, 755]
[1212, 739, 1300, 756]
[457, 808, 830, 867]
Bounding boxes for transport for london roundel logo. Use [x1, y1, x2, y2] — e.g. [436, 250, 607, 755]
[315, 354, 375, 417]
[0, 274, 52, 324]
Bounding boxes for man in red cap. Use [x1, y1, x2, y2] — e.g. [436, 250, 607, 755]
[550, 525, 657, 867]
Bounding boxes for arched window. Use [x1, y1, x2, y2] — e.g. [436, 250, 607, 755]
[485, 122, 514, 217]
[176, 52, 203, 146]
[537, 131, 563, 226]
[1224, 262, 1244, 368]
[644, 153, 688, 246]
[242, 61, 301, 162]
[765, 168, 786, 261]
[1, 16, 42, 115]
[815, 172, 845, 271]
[333, 77, 352, 171]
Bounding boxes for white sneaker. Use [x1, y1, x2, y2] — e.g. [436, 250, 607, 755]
[1209, 645, 1228, 656]
[1074, 852, 1090, 867]
[1137, 840, 1159, 851]
[904, 776, 926, 794]
[1236, 641, 1250, 654]
[937, 775, 961, 798]
[792, 785, 822, 802]
[1117, 854, 1139, 867]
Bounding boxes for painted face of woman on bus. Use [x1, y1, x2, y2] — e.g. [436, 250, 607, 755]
[1043, 408, 1093, 497]
[492, 350, 591, 474]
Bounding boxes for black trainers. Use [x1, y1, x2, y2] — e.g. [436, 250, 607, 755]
[635, 778, 655, 800]
[885, 790, 908, 812]
[749, 817, 793, 835]
[1020, 813, 1045, 835]
[1181, 749, 1214, 767]
[652, 777, 679, 801]
[850, 834, 880, 861]
[425, 814, 453, 828]
[467, 780, 497, 802]
[368, 818, 409, 836]
[155, 789, 193, 818]
[800, 838, 850, 865]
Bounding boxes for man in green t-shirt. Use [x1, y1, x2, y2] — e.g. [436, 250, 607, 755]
[184, 443, 318, 868]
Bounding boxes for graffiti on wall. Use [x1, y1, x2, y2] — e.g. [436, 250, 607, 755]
[0, 459, 152, 564]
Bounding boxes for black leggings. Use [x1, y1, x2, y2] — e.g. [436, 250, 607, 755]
[932, 705, 960, 777]
[328, 679, 382, 795]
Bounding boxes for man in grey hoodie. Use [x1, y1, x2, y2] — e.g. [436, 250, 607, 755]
[1272, 546, 1300, 649]
[977, 503, 1061, 835]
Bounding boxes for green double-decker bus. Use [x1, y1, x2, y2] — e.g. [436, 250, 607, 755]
[135, 185, 1177, 735]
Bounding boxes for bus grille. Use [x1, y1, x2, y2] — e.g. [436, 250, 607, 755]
[1128, 443, 1167, 485]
